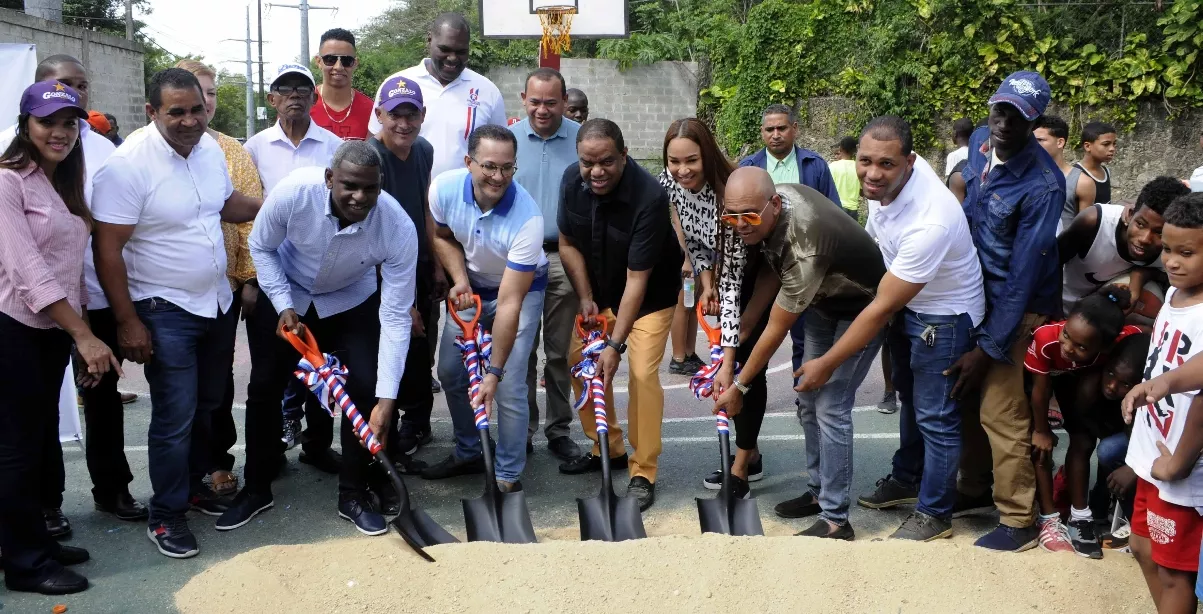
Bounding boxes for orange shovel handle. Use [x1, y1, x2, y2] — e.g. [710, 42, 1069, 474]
[574, 314, 608, 340]
[696, 302, 722, 347]
[446, 294, 483, 336]
[279, 325, 327, 368]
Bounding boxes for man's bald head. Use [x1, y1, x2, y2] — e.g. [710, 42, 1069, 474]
[722, 167, 782, 245]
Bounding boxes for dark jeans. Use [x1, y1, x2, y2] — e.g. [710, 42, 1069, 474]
[80, 308, 135, 500]
[0, 313, 71, 583]
[887, 309, 974, 521]
[137, 298, 237, 524]
[243, 295, 379, 497]
[211, 288, 251, 474]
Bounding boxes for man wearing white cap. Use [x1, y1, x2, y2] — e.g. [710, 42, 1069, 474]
[244, 62, 345, 474]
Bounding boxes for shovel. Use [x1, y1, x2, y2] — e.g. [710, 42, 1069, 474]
[691, 303, 764, 536]
[572, 315, 646, 542]
[281, 326, 458, 562]
[448, 295, 538, 544]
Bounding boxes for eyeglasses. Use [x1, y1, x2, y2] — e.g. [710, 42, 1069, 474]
[471, 158, 517, 177]
[719, 200, 773, 227]
[320, 54, 356, 67]
[273, 85, 314, 97]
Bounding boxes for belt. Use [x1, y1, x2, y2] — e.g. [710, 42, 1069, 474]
[543, 241, 559, 253]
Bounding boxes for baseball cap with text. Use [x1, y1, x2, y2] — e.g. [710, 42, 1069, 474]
[270, 63, 316, 90]
[20, 80, 88, 119]
[376, 75, 424, 112]
[988, 71, 1051, 122]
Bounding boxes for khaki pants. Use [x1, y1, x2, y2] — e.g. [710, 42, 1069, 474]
[569, 306, 673, 483]
[957, 313, 1046, 528]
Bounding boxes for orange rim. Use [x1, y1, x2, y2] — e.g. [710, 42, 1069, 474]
[279, 325, 327, 368]
[696, 301, 721, 346]
[574, 314, 608, 340]
[446, 294, 482, 335]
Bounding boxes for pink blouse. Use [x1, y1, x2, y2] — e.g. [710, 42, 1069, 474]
[0, 163, 89, 329]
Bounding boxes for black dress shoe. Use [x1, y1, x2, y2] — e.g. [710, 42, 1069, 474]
[94, 492, 150, 521]
[299, 448, 343, 475]
[774, 491, 822, 519]
[50, 545, 91, 566]
[420, 454, 485, 480]
[5, 566, 89, 595]
[215, 490, 275, 531]
[338, 495, 388, 536]
[795, 518, 856, 541]
[547, 436, 583, 461]
[558, 452, 628, 475]
[627, 477, 655, 511]
[43, 507, 71, 539]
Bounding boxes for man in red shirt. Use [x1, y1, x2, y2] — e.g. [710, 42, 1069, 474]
[311, 28, 374, 140]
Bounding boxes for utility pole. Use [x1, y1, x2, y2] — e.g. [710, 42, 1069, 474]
[257, 0, 265, 131]
[223, 7, 266, 140]
[267, 1, 336, 64]
[125, 0, 133, 40]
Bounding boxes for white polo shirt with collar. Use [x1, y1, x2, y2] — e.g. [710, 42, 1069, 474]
[369, 61, 507, 180]
[243, 119, 343, 195]
[866, 155, 986, 325]
[0, 122, 116, 308]
[91, 126, 234, 318]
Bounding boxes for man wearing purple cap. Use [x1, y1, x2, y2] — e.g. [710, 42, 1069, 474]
[368, 75, 439, 483]
[945, 70, 1065, 551]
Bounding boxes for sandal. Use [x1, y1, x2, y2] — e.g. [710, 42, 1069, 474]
[208, 470, 239, 496]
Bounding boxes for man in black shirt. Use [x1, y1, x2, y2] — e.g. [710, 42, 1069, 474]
[369, 76, 443, 466]
[557, 119, 682, 510]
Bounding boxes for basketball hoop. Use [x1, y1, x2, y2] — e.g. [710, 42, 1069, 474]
[533, 1, 578, 56]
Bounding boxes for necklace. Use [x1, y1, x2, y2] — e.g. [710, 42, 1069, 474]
[319, 85, 354, 124]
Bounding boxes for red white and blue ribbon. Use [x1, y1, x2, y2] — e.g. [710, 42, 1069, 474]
[571, 328, 610, 434]
[715, 408, 730, 435]
[293, 353, 381, 455]
[689, 343, 729, 400]
[454, 323, 494, 430]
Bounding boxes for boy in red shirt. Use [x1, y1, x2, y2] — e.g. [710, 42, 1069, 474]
[310, 28, 374, 140]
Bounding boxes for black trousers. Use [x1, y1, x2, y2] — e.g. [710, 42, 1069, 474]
[732, 253, 771, 451]
[80, 308, 135, 500]
[242, 295, 379, 496]
[397, 275, 434, 436]
[0, 313, 72, 583]
[211, 289, 247, 474]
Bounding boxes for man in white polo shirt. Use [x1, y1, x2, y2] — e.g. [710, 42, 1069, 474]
[244, 62, 345, 474]
[795, 116, 985, 542]
[420, 124, 547, 492]
[368, 11, 506, 179]
[91, 68, 262, 560]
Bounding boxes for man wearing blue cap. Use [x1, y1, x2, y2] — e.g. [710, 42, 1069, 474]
[368, 75, 439, 484]
[945, 71, 1065, 551]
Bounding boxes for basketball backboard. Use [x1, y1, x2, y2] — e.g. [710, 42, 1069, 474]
[479, 0, 629, 39]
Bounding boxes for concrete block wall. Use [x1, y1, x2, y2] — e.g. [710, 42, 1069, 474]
[488, 58, 699, 162]
[0, 8, 144, 139]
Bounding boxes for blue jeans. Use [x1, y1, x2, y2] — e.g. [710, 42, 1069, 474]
[795, 310, 884, 524]
[1090, 431, 1131, 519]
[136, 298, 237, 524]
[887, 309, 974, 521]
[437, 290, 544, 483]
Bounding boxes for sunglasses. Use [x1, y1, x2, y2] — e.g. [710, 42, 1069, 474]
[273, 85, 314, 97]
[719, 200, 773, 227]
[320, 54, 356, 67]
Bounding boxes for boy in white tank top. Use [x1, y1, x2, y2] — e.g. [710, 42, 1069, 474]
[1059, 177, 1190, 308]
[1122, 192, 1203, 611]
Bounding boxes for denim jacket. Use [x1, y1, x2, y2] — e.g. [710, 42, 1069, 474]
[961, 126, 1064, 362]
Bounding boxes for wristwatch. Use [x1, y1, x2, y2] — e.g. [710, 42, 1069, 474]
[605, 339, 627, 355]
[485, 365, 506, 381]
[733, 379, 750, 395]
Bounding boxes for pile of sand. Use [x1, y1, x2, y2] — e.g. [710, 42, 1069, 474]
[177, 514, 1151, 613]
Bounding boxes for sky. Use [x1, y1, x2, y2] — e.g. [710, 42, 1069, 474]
[136, 0, 393, 85]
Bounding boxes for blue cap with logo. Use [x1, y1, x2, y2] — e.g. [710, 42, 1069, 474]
[271, 63, 316, 89]
[21, 80, 88, 119]
[988, 71, 1051, 122]
[376, 76, 424, 112]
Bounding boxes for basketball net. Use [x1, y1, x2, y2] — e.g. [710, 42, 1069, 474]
[536, 6, 576, 56]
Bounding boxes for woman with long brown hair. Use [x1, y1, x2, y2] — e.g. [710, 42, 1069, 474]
[658, 118, 769, 496]
[0, 81, 121, 595]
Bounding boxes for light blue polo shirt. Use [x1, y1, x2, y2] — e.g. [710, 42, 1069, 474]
[429, 168, 549, 299]
[509, 117, 580, 242]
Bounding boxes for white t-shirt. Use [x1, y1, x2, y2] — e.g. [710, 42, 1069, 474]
[1127, 288, 1203, 509]
[91, 127, 234, 318]
[243, 120, 343, 196]
[866, 155, 986, 325]
[368, 62, 507, 180]
[0, 122, 116, 308]
[428, 168, 546, 292]
[1061, 203, 1161, 306]
[944, 146, 968, 179]
[1190, 165, 1203, 193]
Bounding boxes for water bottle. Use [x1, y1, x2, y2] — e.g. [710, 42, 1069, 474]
[683, 275, 696, 308]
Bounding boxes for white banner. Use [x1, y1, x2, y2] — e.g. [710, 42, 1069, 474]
[0, 43, 37, 128]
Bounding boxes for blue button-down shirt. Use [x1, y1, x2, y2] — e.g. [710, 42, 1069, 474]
[510, 117, 580, 242]
[249, 166, 417, 399]
[961, 126, 1064, 362]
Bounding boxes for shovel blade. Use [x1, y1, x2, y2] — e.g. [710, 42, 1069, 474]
[729, 498, 765, 536]
[696, 497, 732, 535]
[577, 490, 646, 542]
[462, 491, 537, 544]
[391, 508, 461, 550]
[696, 496, 765, 536]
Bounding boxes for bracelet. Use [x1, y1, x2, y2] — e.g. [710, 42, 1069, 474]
[733, 380, 750, 395]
